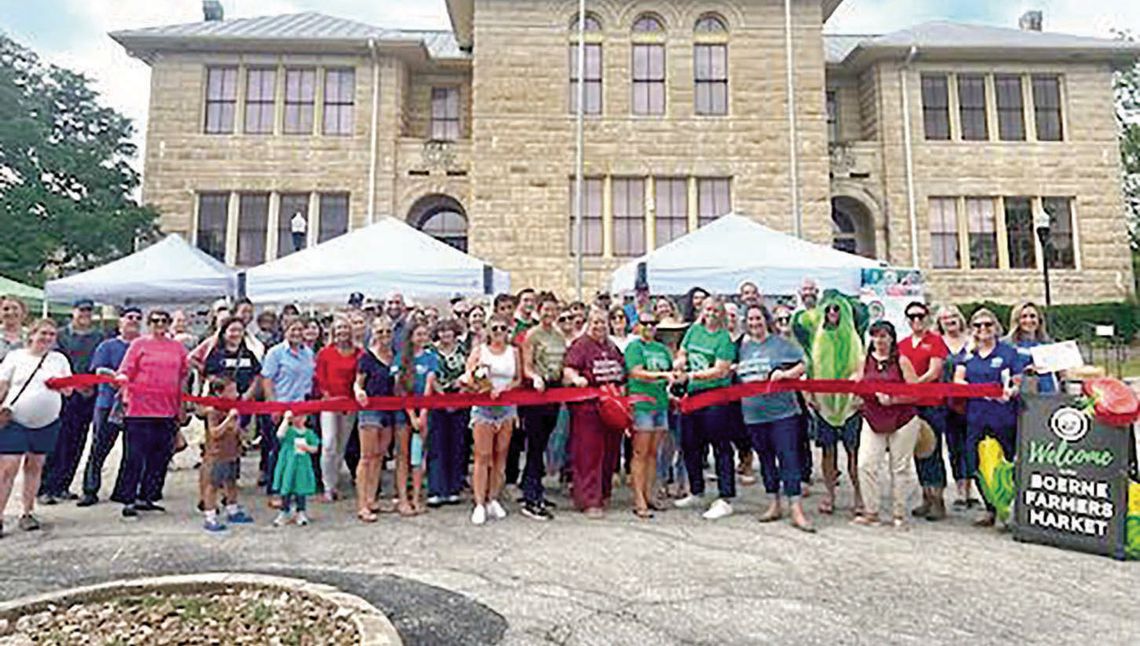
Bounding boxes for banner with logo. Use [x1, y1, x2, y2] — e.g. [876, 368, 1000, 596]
[1014, 394, 1132, 559]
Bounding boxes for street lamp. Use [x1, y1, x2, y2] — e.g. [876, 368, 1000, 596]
[1033, 203, 1053, 312]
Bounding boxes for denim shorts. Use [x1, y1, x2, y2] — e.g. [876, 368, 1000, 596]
[471, 405, 517, 425]
[0, 419, 60, 455]
[409, 432, 424, 468]
[359, 410, 407, 428]
[632, 409, 668, 432]
[814, 412, 861, 452]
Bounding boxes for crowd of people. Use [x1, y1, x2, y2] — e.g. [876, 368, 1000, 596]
[0, 280, 1059, 536]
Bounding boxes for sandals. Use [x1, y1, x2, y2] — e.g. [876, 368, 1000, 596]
[357, 509, 378, 523]
[397, 501, 415, 517]
[850, 514, 881, 527]
[757, 507, 784, 523]
[633, 508, 655, 520]
[817, 498, 835, 515]
[791, 519, 816, 534]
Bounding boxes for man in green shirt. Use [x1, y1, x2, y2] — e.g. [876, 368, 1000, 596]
[673, 297, 738, 520]
[624, 311, 673, 518]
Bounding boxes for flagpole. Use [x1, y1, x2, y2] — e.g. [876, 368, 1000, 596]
[573, 0, 587, 301]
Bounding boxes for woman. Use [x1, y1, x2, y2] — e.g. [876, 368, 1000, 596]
[462, 304, 487, 354]
[937, 304, 978, 508]
[898, 302, 950, 522]
[954, 308, 1020, 528]
[0, 319, 73, 535]
[302, 319, 324, 353]
[563, 307, 626, 519]
[653, 297, 681, 326]
[428, 319, 469, 508]
[1006, 301, 1056, 394]
[171, 310, 199, 351]
[315, 317, 361, 502]
[624, 311, 673, 518]
[683, 287, 709, 323]
[463, 315, 519, 524]
[654, 318, 690, 501]
[772, 303, 813, 495]
[674, 298, 737, 520]
[203, 318, 261, 401]
[352, 317, 399, 521]
[260, 318, 316, 506]
[396, 321, 439, 515]
[853, 321, 922, 529]
[608, 307, 634, 353]
[348, 310, 368, 348]
[0, 296, 27, 362]
[737, 305, 813, 532]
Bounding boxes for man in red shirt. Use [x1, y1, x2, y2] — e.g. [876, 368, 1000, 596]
[898, 301, 949, 521]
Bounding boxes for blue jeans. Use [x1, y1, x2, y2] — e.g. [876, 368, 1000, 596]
[656, 411, 688, 488]
[429, 408, 469, 498]
[944, 408, 969, 483]
[748, 416, 804, 498]
[258, 414, 278, 493]
[282, 493, 307, 513]
[82, 407, 122, 498]
[521, 402, 561, 504]
[965, 418, 1017, 513]
[682, 405, 735, 500]
[914, 406, 948, 488]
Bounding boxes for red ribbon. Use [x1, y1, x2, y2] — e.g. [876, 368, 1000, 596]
[48, 375, 1002, 416]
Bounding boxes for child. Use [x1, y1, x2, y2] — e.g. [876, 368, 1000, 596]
[202, 377, 254, 532]
[273, 411, 320, 526]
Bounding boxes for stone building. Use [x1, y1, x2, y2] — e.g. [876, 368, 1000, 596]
[112, 1, 1140, 303]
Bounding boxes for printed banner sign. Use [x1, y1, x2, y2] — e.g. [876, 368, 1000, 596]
[1013, 394, 1131, 559]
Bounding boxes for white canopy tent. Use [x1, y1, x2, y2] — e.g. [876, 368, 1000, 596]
[244, 217, 510, 303]
[45, 234, 238, 305]
[610, 213, 889, 295]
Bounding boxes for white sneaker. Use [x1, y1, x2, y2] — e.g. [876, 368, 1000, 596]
[487, 499, 507, 520]
[471, 504, 487, 525]
[673, 494, 704, 509]
[272, 511, 291, 527]
[702, 499, 734, 520]
[295, 512, 310, 526]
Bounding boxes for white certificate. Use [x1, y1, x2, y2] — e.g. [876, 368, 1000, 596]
[1029, 341, 1085, 374]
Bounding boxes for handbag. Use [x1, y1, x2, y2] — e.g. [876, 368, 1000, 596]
[0, 352, 50, 430]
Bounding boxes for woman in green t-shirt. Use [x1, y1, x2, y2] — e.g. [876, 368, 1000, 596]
[624, 311, 674, 519]
[673, 297, 738, 521]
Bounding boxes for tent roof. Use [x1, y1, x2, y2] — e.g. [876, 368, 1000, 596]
[0, 275, 44, 302]
[244, 217, 509, 303]
[44, 235, 238, 306]
[611, 213, 886, 295]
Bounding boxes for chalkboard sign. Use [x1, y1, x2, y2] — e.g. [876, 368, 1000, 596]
[1014, 394, 1131, 560]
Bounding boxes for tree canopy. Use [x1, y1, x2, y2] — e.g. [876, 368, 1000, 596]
[0, 33, 157, 287]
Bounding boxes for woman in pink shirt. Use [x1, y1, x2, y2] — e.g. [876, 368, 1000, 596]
[110, 309, 189, 519]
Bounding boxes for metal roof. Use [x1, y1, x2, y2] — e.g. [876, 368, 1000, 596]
[824, 34, 872, 65]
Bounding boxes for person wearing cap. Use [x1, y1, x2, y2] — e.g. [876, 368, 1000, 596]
[347, 292, 365, 310]
[39, 299, 104, 504]
[624, 310, 673, 518]
[290, 211, 307, 251]
[623, 279, 652, 334]
[77, 307, 143, 507]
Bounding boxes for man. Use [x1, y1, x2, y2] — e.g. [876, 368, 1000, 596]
[798, 278, 820, 311]
[594, 291, 613, 313]
[898, 301, 950, 521]
[519, 292, 567, 520]
[40, 299, 104, 504]
[261, 318, 316, 504]
[77, 307, 143, 507]
[290, 211, 308, 251]
[622, 279, 652, 331]
[347, 292, 365, 310]
[567, 301, 587, 338]
[385, 292, 408, 348]
[739, 281, 763, 310]
[512, 288, 537, 344]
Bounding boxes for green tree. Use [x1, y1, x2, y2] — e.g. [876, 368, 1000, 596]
[0, 33, 157, 286]
[1116, 32, 1140, 247]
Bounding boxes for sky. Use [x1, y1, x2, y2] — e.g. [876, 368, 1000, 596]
[1, 0, 1138, 179]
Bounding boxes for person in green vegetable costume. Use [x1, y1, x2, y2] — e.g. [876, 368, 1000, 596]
[793, 290, 869, 515]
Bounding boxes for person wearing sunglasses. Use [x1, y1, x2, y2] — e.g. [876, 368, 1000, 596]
[520, 293, 567, 521]
[624, 311, 673, 519]
[463, 315, 520, 525]
[953, 308, 1020, 528]
[1005, 301, 1057, 395]
[898, 302, 950, 522]
[110, 309, 189, 519]
[772, 304, 814, 497]
[353, 316, 399, 521]
[936, 305, 979, 509]
[427, 318, 469, 509]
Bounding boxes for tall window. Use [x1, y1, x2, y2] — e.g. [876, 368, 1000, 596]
[995, 75, 1026, 141]
[612, 179, 646, 257]
[196, 193, 229, 261]
[632, 44, 665, 115]
[318, 193, 350, 243]
[283, 69, 315, 134]
[1004, 197, 1036, 269]
[966, 198, 998, 269]
[832, 211, 857, 254]
[420, 210, 468, 252]
[244, 69, 276, 134]
[323, 68, 355, 135]
[958, 74, 989, 141]
[825, 91, 838, 142]
[921, 75, 950, 141]
[277, 193, 309, 258]
[655, 178, 688, 248]
[697, 178, 731, 227]
[236, 193, 270, 265]
[929, 198, 960, 269]
[431, 87, 461, 141]
[204, 67, 237, 134]
[1032, 76, 1064, 142]
[569, 44, 603, 115]
[569, 178, 603, 257]
[1043, 197, 1076, 268]
[694, 44, 728, 116]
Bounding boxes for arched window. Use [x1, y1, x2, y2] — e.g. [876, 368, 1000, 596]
[695, 14, 728, 33]
[632, 14, 665, 33]
[832, 210, 857, 254]
[570, 12, 602, 32]
[409, 195, 468, 252]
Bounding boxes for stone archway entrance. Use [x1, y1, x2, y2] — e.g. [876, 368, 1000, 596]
[831, 196, 876, 259]
[407, 194, 468, 252]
